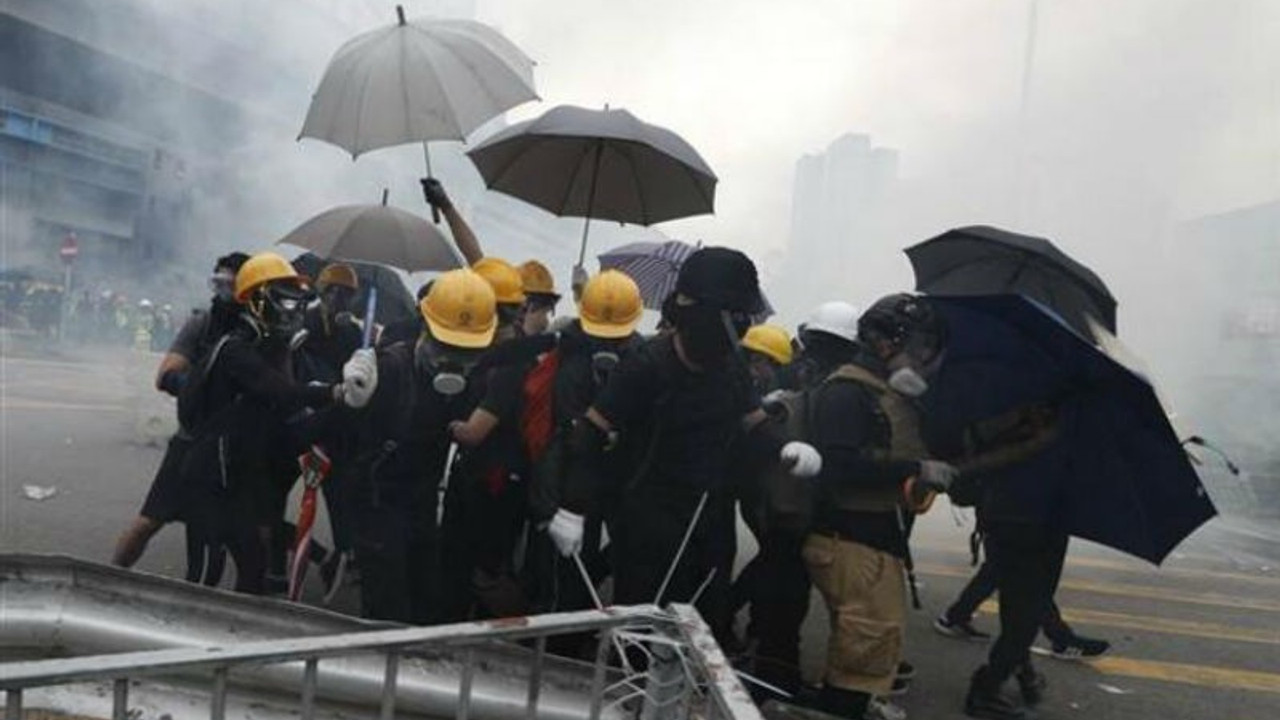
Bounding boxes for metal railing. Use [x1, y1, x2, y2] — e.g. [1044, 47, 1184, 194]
[0, 603, 763, 720]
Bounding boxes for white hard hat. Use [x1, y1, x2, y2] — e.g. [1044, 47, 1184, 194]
[139, 298, 153, 308]
[802, 301, 860, 343]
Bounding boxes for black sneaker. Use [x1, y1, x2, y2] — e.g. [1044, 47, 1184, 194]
[889, 677, 911, 697]
[896, 661, 916, 681]
[1051, 636, 1110, 661]
[934, 616, 993, 642]
[965, 666, 1028, 720]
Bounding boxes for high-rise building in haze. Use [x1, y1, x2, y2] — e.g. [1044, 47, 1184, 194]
[778, 133, 899, 319]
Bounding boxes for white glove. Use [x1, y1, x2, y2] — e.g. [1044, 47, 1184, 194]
[918, 459, 959, 492]
[339, 348, 378, 408]
[547, 509, 585, 558]
[780, 441, 823, 478]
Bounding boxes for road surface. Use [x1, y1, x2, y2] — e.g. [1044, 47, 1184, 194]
[2, 345, 1278, 719]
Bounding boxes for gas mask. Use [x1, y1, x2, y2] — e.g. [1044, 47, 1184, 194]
[249, 283, 309, 342]
[321, 285, 356, 320]
[415, 338, 480, 396]
[886, 335, 945, 398]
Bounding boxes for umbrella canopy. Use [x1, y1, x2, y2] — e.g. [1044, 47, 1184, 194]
[906, 225, 1117, 335]
[278, 204, 462, 273]
[467, 105, 717, 265]
[922, 294, 1215, 565]
[290, 252, 416, 327]
[598, 239, 775, 318]
[299, 8, 537, 157]
[598, 239, 697, 309]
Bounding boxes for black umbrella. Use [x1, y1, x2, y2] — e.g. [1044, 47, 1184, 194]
[905, 225, 1117, 335]
[290, 253, 416, 327]
[466, 104, 717, 268]
[924, 295, 1215, 565]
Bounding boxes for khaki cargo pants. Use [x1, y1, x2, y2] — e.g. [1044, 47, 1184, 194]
[803, 533, 906, 696]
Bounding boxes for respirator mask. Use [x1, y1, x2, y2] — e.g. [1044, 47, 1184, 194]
[415, 338, 480, 396]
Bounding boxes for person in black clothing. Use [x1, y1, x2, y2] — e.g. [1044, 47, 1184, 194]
[112, 252, 250, 571]
[803, 294, 954, 719]
[521, 271, 644, 644]
[936, 549, 1111, 658]
[179, 252, 377, 594]
[548, 248, 823, 643]
[731, 302, 863, 700]
[291, 263, 366, 591]
[338, 268, 495, 623]
[945, 402, 1090, 720]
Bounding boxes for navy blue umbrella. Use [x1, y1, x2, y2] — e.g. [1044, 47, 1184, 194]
[924, 294, 1215, 565]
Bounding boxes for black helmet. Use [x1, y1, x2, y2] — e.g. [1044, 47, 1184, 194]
[858, 293, 946, 360]
[675, 247, 765, 314]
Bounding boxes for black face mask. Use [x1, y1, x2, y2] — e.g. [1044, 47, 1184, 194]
[674, 303, 746, 369]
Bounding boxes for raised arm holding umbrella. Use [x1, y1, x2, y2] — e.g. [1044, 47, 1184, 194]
[467, 104, 718, 279]
[299, 5, 537, 228]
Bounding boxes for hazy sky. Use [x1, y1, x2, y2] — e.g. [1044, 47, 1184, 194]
[469, 0, 1280, 254]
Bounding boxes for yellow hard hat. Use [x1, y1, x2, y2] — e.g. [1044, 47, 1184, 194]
[420, 269, 497, 349]
[741, 324, 794, 365]
[579, 270, 643, 339]
[235, 252, 302, 303]
[317, 263, 359, 290]
[518, 260, 559, 298]
[472, 257, 526, 305]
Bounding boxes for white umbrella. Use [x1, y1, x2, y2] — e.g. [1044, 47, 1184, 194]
[300, 6, 537, 158]
[277, 203, 462, 273]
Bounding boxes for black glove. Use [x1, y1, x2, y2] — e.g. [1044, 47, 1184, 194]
[420, 178, 453, 211]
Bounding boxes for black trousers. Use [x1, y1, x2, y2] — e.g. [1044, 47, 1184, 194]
[945, 556, 1074, 645]
[439, 474, 528, 622]
[611, 490, 735, 637]
[352, 497, 440, 625]
[732, 527, 812, 693]
[983, 523, 1069, 682]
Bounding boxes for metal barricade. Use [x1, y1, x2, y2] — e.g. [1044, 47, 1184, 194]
[0, 604, 764, 720]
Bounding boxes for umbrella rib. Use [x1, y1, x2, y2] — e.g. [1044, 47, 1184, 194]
[617, 140, 650, 225]
[556, 139, 602, 218]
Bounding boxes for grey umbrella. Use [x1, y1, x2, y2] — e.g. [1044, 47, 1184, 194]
[276, 203, 462, 273]
[466, 105, 717, 267]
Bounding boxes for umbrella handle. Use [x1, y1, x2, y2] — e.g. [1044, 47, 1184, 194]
[362, 287, 378, 349]
[422, 143, 441, 224]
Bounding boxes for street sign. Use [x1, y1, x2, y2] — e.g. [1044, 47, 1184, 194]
[59, 233, 79, 265]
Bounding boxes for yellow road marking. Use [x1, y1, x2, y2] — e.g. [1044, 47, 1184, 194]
[916, 563, 1280, 613]
[913, 541, 1280, 588]
[1089, 656, 1280, 694]
[975, 601, 1280, 645]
